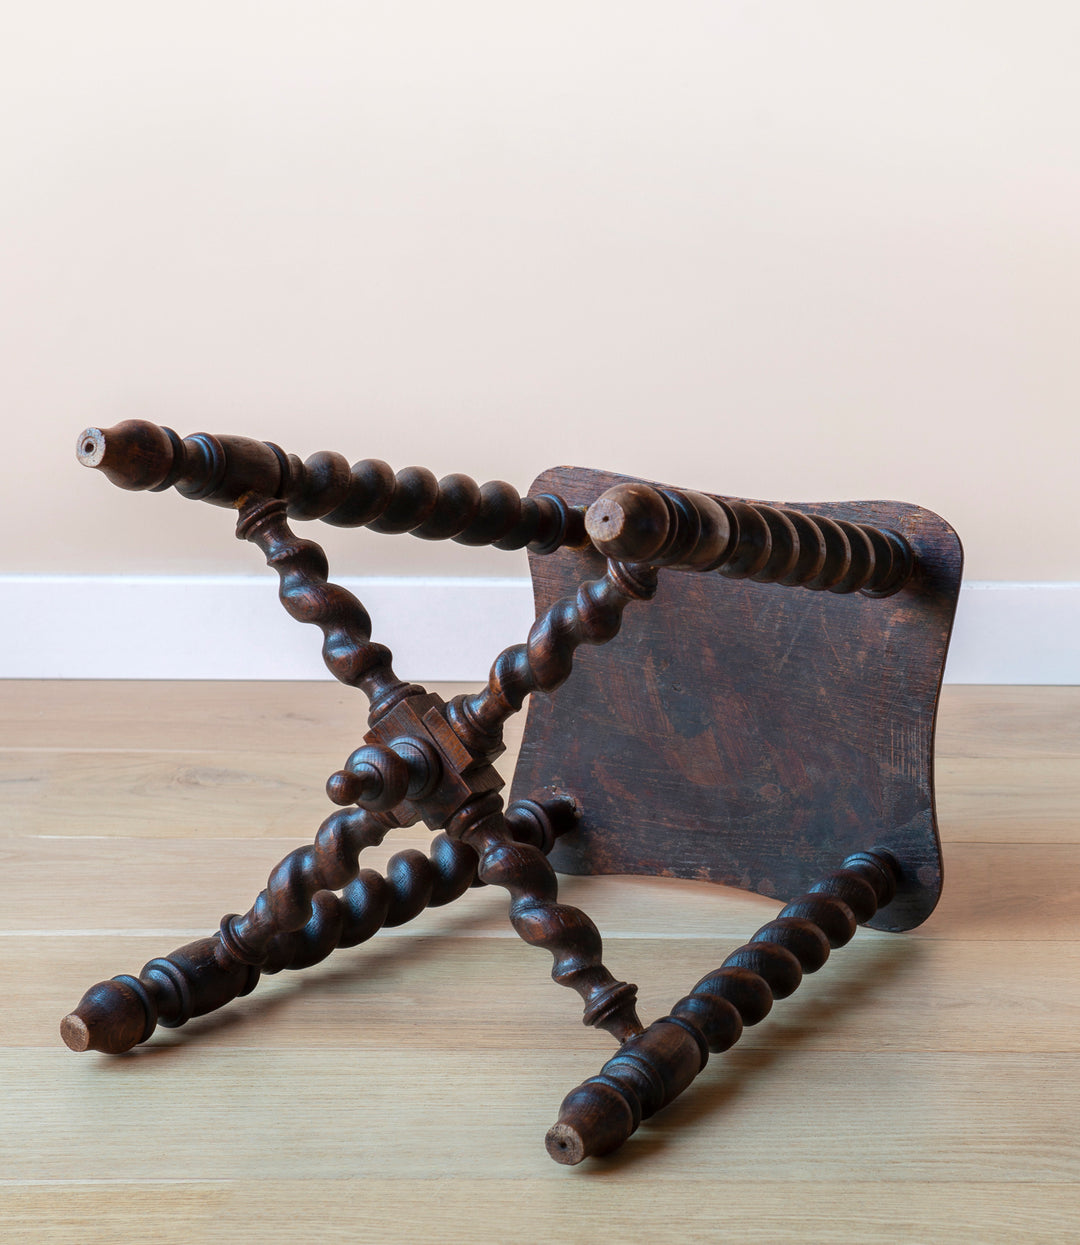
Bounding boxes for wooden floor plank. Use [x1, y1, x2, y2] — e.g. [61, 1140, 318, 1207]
[2, 749, 346, 839]
[15, 935, 1080, 1055]
[0, 680, 517, 756]
[3, 1181, 1076, 1245]
[6, 747, 1077, 844]
[6, 834, 1079, 941]
[935, 685, 1080, 759]
[2, 681, 1077, 1243]
[2, 1050, 1077, 1184]
[3, 679, 1074, 759]
[936, 757, 1080, 843]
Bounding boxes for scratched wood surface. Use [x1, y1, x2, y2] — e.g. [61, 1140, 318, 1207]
[513, 468, 964, 932]
[2, 680, 1078, 1243]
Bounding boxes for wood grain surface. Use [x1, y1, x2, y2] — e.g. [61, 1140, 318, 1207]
[2, 680, 1077, 1243]
[513, 468, 963, 932]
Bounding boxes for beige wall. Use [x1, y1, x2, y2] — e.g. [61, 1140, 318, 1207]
[4, 2, 1077, 581]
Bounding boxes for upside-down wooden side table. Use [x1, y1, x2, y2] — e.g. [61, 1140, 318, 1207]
[63, 421, 963, 1165]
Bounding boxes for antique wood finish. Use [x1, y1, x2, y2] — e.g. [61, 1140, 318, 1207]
[512, 466, 963, 934]
[76, 421, 585, 552]
[546, 849, 898, 1163]
[584, 480, 914, 596]
[66, 422, 963, 1166]
[63, 457, 644, 1050]
[61, 803, 574, 1056]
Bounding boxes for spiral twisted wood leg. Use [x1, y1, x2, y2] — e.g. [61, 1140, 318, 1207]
[449, 560, 658, 749]
[236, 496, 422, 721]
[545, 849, 900, 1164]
[65, 483, 655, 1058]
[448, 793, 644, 1044]
[218, 806, 398, 967]
[585, 482, 914, 597]
[77, 420, 585, 553]
[60, 798, 574, 1055]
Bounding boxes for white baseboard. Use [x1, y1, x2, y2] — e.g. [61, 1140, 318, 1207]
[940, 581, 1079, 684]
[0, 575, 536, 683]
[1, 575, 1076, 684]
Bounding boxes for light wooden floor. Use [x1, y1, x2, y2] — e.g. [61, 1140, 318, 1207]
[2, 682, 1078, 1243]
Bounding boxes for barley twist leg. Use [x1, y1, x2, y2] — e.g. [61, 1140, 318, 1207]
[546, 849, 900, 1163]
[61, 798, 574, 1054]
[585, 482, 914, 597]
[448, 794, 644, 1044]
[236, 496, 420, 721]
[77, 420, 584, 553]
[448, 560, 658, 751]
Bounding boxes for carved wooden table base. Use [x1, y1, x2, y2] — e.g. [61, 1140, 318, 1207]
[64, 421, 961, 1165]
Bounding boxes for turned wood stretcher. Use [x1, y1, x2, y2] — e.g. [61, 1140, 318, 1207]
[64, 422, 963, 1165]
